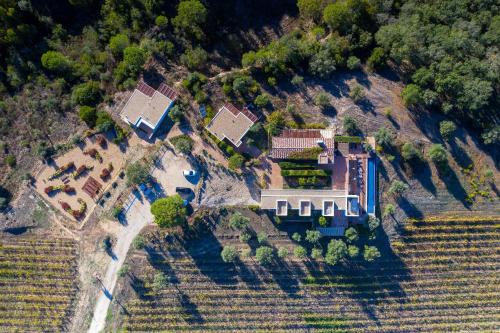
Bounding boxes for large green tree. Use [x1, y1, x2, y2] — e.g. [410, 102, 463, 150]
[150, 195, 186, 228]
[172, 0, 208, 41]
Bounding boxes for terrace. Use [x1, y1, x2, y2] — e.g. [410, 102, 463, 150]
[205, 103, 257, 147]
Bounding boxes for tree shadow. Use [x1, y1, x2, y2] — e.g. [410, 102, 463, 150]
[356, 98, 376, 114]
[397, 196, 423, 218]
[405, 161, 437, 196]
[448, 141, 473, 169]
[437, 166, 471, 209]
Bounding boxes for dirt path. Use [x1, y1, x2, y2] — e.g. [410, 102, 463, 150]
[87, 198, 152, 333]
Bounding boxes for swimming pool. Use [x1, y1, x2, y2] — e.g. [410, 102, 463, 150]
[367, 158, 376, 215]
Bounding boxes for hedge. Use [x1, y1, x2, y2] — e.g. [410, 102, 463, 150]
[335, 135, 363, 143]
[281, 169, 331, 177]
[287, 147, 323, 160]
[279, 161, 317, 170]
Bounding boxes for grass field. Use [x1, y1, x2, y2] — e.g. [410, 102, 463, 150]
[114, 216, 500, 332]
[0, 237, 79, 332]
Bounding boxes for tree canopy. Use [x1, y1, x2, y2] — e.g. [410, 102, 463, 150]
[150, 195, 186, 228]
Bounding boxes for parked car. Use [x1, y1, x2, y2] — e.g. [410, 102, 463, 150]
[183, 170, 197, 177]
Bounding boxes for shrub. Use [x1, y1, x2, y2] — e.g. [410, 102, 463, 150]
[481, 126, 500, 145]
[344, 227, 358, 243]
[368, 216, 380, 231]
[292, 232, 302, 242]
[427, 144, 448, 166]
[95, 111, 114, 132]
[108, 34, 130, 57]
[170, 134, 193, 154]
[132, 235, 146, 250]
[318, 216, 328, 227]
[291, 74, 304, 86]
[367, 47, 386, 70]
[383, 203, 395, 218]
[294, 246, 307, 259]
[388, 180, 409, 197]
[439, 121, 457, 140]
[287, 147, 324, 160]
[314, 92, 330, 108]
[254, 94, 271, 108]
[347, 56, 361, 70]
[169, 105, 184, 123]
[229, 212, 249, 230]
[150, 195, 186, 228]
[349, 84, 365, 103]
[323, 2, 349, 32]
[334, 135, 363, 143]
[239, 231, 251, 243]
[281, 169, 330, 177]
[41, 51, 72, 73]
[402, 84, 423, 107]
[35, 142, 55, 159]
[363, 245, 381, 262]
[279, 162, 316, 170]
[123, 46, 146, 74]
[221, 245, 238, 263]
[277, 247, 289, 258]
[305, 230, 321, 245]
[112, 206, 122, 219]
[152, 272, 168, 293]
[374, 127, 394, 149]
[348, 245, 359, 258]
[180, 47, 208, 70]
[257, 232, 268, 244]
[78, 106, 97, 128]
[325, 239, 347, 265]
[4, 154, 16, 167]
[71, 81, 101, 106]
[228, 154, 245, 170]
[343, 115, 360, 135]
[267, 76, 277, 86]
[172, 0, 208, 41]
[155, 15, 168, 27]
[297, 0, 323, 21]
[126, 161, 149, 185]
[118, 265, 129, 278]
[311, 248, 323, 259]
[265, 111, 286, 136]
[401, 142, 422, 162]
[255, 246, 274, 265]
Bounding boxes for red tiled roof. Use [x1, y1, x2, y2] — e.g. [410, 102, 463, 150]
[280, 129, 323, 138]
[136, 81, 178, 101]
[137, 81, 155, 97]
[224, 103, 258, 123]
[269, 129, 334, 160]
[157, 83, 178, 101]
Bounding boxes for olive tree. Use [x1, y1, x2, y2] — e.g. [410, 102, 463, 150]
[221, 245, 238, 263]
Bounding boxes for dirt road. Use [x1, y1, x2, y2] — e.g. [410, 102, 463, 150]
[87, 197, 152, 333]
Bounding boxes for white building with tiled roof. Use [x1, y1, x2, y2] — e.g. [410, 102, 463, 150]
[120, 81, 178, 139]
[205, 103, 258, 147]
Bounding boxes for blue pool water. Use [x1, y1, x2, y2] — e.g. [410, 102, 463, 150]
[367, 158, 376, 215]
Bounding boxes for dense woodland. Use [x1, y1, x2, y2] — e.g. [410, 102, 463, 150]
[0, 0, 499, 207]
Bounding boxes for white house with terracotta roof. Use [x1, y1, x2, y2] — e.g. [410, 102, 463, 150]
[120, 81, 178, 139]
[205, 103, 258, 147]
[261, 129, 376, 236]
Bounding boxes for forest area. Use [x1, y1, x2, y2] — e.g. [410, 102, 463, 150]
[0, 0, 499, 209]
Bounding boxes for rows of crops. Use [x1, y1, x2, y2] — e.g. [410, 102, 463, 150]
[119, 217, 500, 332]
[0, 237, 79, 332]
